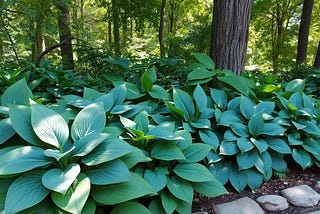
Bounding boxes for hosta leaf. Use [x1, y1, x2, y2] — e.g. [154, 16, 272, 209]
[52, 173, 90, 214]
[255, 101, 275, 114]
[5, 170, 49, 213]
[192, 179, 227, 197]
[236, 150, 259, 170]
[0, 146, 51, 175]
[229, 165, 247, 192]
[210, 88, 227, 110]
[62, 95, 93, 108]
[218, 110, 243, 126]
[72, 133, 108, 157]
[111, 202, 152, 214]
[199, 130, 219, 150]
[190, 119, 211, 129]
[144, 168, 167, 192]
[1, 78, 32, 106]
[230, 123, 249, 137]
[151, 141, 186, 161]
[246, 169, 263, 190]
[292, 121, 306, 130]
[270, 152, 287, 172]
[187, 68, 215, 82]
[95, 93, 114, 112]
[220, 141, 239, 155]
[237, 137, 254, 153]
[218, 71, 255, 96]
[193, 84, 207, 112]
[109, 83, 127, 106]
[0, 118, 15, 145]
[192, 52, 215, 69]
[248, 113, 264, 136]
[173, 88, 195, 120]
[92, 172, 156, 205]
[16, 199, 55, 214]
[174, 163, 214, 182]
[167, 176, 193, 203]
[82, 138, 133, 166]
[301, 121, 320, 135]
[292, 148, 312, 169]
[176, 130, 193, 150]
[288, 132, 303, 145]
[149, 85, 170, 100]
[176, 200, 192, 214]
[120, 148, 152, 169]
[42, 164, 80, 194]
[83, 87, 103, 100]
[267, 138, 291, 154]
[302, 138, 320, 156]
[165, 101, 184, 118]
[285, 79, 305, 92]
[255, 151, 272, 179]
[250, 138, 268, 153]
[125, 82, 145, 100]
[44, 147, 74, 161]
[71, 102, 106, 141]
[183, 143, 212, 162]
[141, 67, 156, 92]
[240, 96, 255, 119]
[262, 123, 286, 136]
[161, 191, 179, 214]
[85, 159, 130, 185]
[147, 122, 183, 140]
[31, 104, 69, 148]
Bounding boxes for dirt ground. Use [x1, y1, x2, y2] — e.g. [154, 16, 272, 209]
[192, 163, 320, 214]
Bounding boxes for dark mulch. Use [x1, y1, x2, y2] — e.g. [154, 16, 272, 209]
[192, 164, 320, 214]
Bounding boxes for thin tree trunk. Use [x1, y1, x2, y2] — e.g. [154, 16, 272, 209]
[210, 0, 253, 75]
[56, 2, 74, 70]
[314, 41, 320, 68]
[111, 0, 121, 57]
[159, 0, 166, 57]
[296, 0, 314, 64]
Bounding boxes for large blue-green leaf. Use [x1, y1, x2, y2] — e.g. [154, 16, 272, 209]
[190, 119, 211, 129]
[147, 122, 183, 140]
[246, 169, 263, 190]
[165, 101, 184, 118]
[109, 83, 127, 106]
[229, 165, 247, 192]
[255, 101, 275, 115]
[183, 143, 212, 163]
[0, 118, 15, 145]
[193, 84, 207, 113]
[192, 179, 227, 197]
[248, 113, 264, 136]
[85, 159, 130, 185]
[240, 96, 255, 119]
[302, 138, 320, 156]
[199, 130, 219, 150]
[42, 164, 80, 194]
[52, 173, 90, 214]
[144, 168, 167, 192]
[72, 133, 108, 157]
[92, 172, 156, 205]
[167, 176, 193, 203]
[174, 163, 214, 182]
[262, 123, 286, 136]
[218, 110, 243, 126]
[208, 162, 231, 185]
[236, 150, 259, 170]
[44, 147, 74, 161]
[292, 148, 312, 169]
[220, 141, 239, 155]
[289, 93, 303, 109]
[141, 67, 157, 92]
[83, 87, 103, 100]
[149, 85, 170, 100]
[187, 68, 214, 84]
[255, 151, 272, 179]
[1, 78, 32, 106]
[267, 138, 291, 154]
[9, 105, 41, 145]
[111, 202, 152, 214]
[270, 152, 287, 172]
[151, 141, 186, 161]
[62, 95, 93, 108]
[230, 123, 249, 137]
[285, 79, 305, 92]
[71, 102, 106, 141]
[218, 71, 255, 96]
[301, 121, 320, 135]
[0, 146, 51, 175]
[95, 93, 114, 112]
[237, 137, 254, 153]
[5, 170, 49, 213]
[210, 88, 227, 110]
[251, 138, 268, 153]
[191, 52, 215, 69]
[173, 88, 195, 120]
[31, 104, 69, 148]
[288, 132, 303, 145]
[161, 191, 179, 214]
[82, 138, 133, 166]
[120, 149, 152, 169]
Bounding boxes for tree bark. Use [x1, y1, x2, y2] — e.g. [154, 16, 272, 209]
[210, 0, 253, 75]
[314, 41, 320, 69]
[296, 0, 314, 64]
[159, 0, 166, 57]
[56, 2, 74, 70]
[111, 0, 121, 57]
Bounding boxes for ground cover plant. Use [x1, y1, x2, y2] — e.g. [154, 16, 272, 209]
[0, 53, 320, 213]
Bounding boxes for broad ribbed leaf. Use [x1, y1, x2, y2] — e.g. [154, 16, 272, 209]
[120, 148, 152, 169]
[72, 133, 108, 157]
[270, 152, 287, 172]
[109, 83, 127, 106]
[192, 179, 227, 197]
[251, 138, 268, 153]
[193, 84, 207, 112]
[161, 191, 178, 214]
[230, 123, 249, 137]
[0, 146, 51, 175]
[174, 163, 214, 182]
[255, 101, 275, 114]
[220, 141, 239, 155]
[302, 138, 320, 156]
[62, 95, 93, 108]
[111, 202, 152, 214]
[208, 162, 231, 185]
[5, 170, 49, 213]
[44, 147, 74, 161]
[236, 150, 259, 170]
[240, 96, 255, 119]
[187, 69, 214, 83]
[92, 172, 156, 205]
[149, 85, 170, 100]
[42, 164, 80, 194]
[237, 137, 254, 153]
[199, 130, 219, 150]
[1, 78, 32, 106]
[255, 151, 272, 178]
[167, 176, 193, 203]
[218, 110, 242, 126]
[192, 52, 215, 69]
[71, 102, 105, 141]
[147, 122, 183, 140]
[165, 101, 184, 118]
[31, 104, 69, 148]
[218, 72, 255, 96]
[0, 118, 15, 145]
[248, 113, 264, 136]
[183, 143, 212, 162]
[262, 123, 286, 136]
[141, 67, 156, 92]
[52, 173, 90, 214]
[285, 79, 305, 92]
[95, 93, 114, 112]
[85, 159, 130, 185]
[144, 168, 167, 192]
[246, 169, 263, 190]
[229, 165, 247, 192]
[82, 138, 133, 166]
[292, 148, 312, 169]
[210, 88, 227, 110]
[268, 138, 291, 154]
[151, 141, 186, 161]
[288, 132, 303, 145]
[301, 121, 320, 135]
[83, 87, 103, 100]
[173, 88, 195, 120]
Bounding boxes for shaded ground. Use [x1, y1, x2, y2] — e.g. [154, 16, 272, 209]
[192, 164, 320, 214]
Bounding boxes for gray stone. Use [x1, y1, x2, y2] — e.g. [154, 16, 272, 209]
[281, 185, 320, 207]
[213, 197, 264, 214]
[256, 195, 288, 211]
[315, 181, 320, 189]
[307, 211, 320, 214]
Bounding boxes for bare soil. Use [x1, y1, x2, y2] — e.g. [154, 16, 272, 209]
[192, 163, 320, 214]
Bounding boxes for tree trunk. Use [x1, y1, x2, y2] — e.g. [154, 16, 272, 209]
[0, 0, 3, 56]
[56, 2, 74, 70]
[111, 0, 121, 57]
[314, 42, 320, 69]
[159, 0, 166, 57]
[296, 0, 314, 64]
[210, 0, 253, 75]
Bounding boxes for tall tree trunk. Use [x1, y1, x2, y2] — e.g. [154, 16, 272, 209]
[296, 0, 314, 64]
[210, 0, 253, 75]
[32, 19, 46, 64]
[111, 0, 121, 57]
[159, 0, 166, 57]
[314, 42, 320, 69]
[0, 0, 3, 56]
[56, 2, 74, 70]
